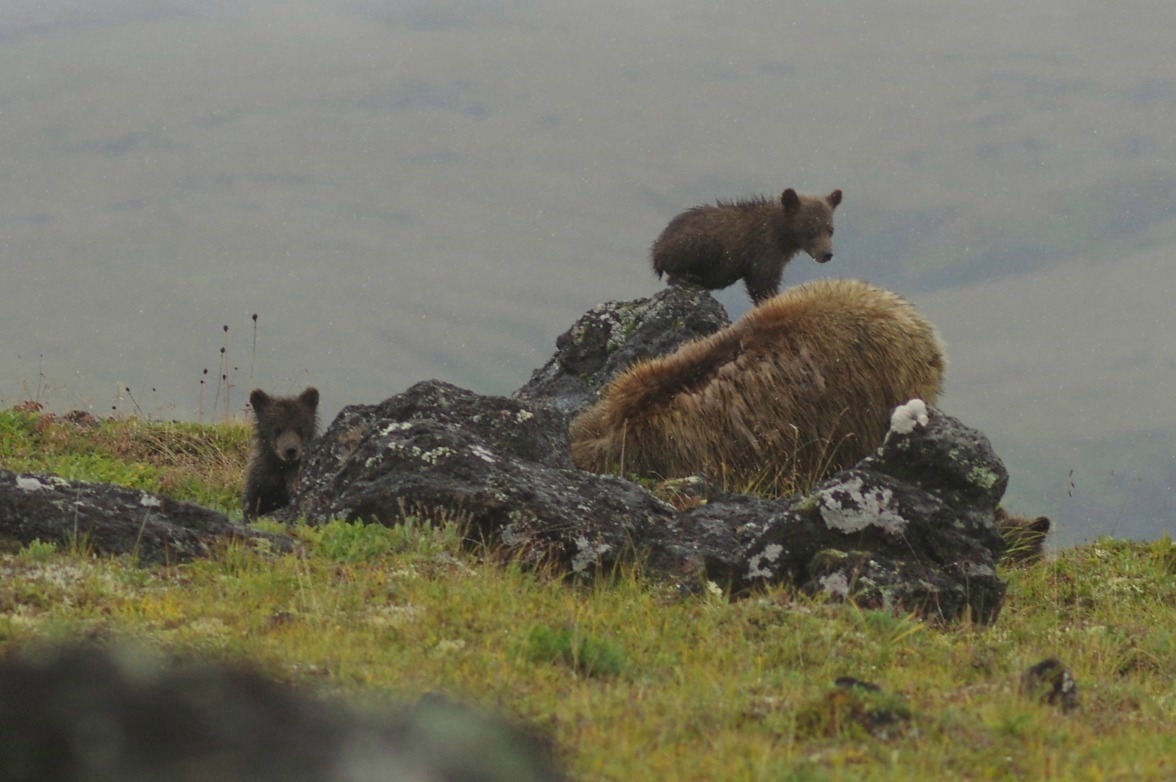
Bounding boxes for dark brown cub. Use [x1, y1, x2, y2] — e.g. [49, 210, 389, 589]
[651, 188, 843, 304]
[243, 386, 319, 520]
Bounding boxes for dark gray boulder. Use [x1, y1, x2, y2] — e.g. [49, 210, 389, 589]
[514, 284, 730, 414]
[0, 469, 292, 564]
[735, 401, 1008, 622]
[287, 380, 676, 577]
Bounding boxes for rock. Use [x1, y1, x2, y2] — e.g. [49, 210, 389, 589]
[0, 469, 293, 564]
[514, 284, 730, 414]
[0, 643, 566, 782]
[738, 402, 1008, 623]
[287, 380, 676, 577]
[641, 492, 781, 588]
[1020, 657, 1079, 712]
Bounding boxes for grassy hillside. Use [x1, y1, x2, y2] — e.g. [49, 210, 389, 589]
[2, 410, 1175, 780]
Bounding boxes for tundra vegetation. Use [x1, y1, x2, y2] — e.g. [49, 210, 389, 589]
[1, 408, 1174, 780]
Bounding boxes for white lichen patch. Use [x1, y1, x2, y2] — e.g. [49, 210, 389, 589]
[514, 409, 534, 423]
[419, 447, 455, 466]
[817, 477, 908, 535]
[2, 560, 99, 591]
[571, 536, 611, 573]
[889, 398, 929, 435]
[746, 543, 784, 580]
[818, 571, 851, 598]
[15, 476, 45, 491]
[379, 421, 413, 436]
[468, 445, 496, 464]
[367, 604, 421, 628]
[377, 438, 459, 467]
[139, 493, 162, 508]
[499, 521, 532, 547]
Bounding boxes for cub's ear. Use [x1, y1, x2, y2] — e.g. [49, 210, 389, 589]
[827, 189, 843, 208]
[298, 387, 320, 410]
[249, 389, 272, 414]
[781, 188, 801, 213]
[1030, 516, 1051, 535]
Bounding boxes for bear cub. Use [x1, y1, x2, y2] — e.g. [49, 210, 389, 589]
[651, 188, 843, 304]
[243, 386, 319, 520]
[995, 507, 1051, 565]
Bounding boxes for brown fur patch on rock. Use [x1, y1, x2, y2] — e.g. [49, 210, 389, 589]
[569, 278, 946, 494]
[995, 507, 1051, 565]
[651, 188, 842, 304]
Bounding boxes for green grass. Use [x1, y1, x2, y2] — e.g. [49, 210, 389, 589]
[0, 408, 251, 514]
[2, 409, 1175, 780]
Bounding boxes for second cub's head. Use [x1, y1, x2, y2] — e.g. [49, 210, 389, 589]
[781, 188, 843, 263]
[249, 386, 319, 465]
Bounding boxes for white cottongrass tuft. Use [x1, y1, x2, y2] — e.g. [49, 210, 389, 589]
[889, 399, 929, 435]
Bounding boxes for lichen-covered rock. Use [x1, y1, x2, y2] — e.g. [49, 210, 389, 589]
[291, 380, 1007, 622]
[0, 643, 566, 782]
[737, 402, 1008, 623]
[0, 469, 291, 564]
[288, 380, 676, 576]
[641, 492, 782, 586]
[514, 284, 730, 414]
[861, 399, 1008, 509]
[1020, 657, 1080, 713]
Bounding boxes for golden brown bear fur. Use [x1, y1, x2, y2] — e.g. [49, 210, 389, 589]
[569, 278, 946, 493]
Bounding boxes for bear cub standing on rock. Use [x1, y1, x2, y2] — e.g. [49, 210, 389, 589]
[651, 188, 843, 305]
[243, 387, 319, 520]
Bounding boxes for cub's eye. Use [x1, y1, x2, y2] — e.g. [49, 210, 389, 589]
[827, 225, 835, 236]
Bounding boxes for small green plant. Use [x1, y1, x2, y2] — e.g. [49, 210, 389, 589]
[301, 517, 463, 563]
[307, 519, 403, 562]
[0, 410, 250, 513]
[522, 624, 626, 678]
[17, 539, 57, 563]
[1150, 532, 1176, 575]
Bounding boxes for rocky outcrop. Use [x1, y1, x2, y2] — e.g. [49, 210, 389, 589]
[515, 284, 730, 414]
[734, 401, 1008, 622]
[290, 382, 1008, 621]
[285, 380, 677, 577]
[0, 469, 292, 564]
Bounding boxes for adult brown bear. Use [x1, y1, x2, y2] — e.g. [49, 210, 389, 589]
[570, 278, 945, 494]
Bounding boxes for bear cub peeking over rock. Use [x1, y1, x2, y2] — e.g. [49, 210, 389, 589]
[243, 386, 319, 520]
[995, 507, 1051, 565]
[651, 188, 843, 305]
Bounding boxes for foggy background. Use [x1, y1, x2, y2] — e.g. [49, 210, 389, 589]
[3, 1, 1174, 546]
